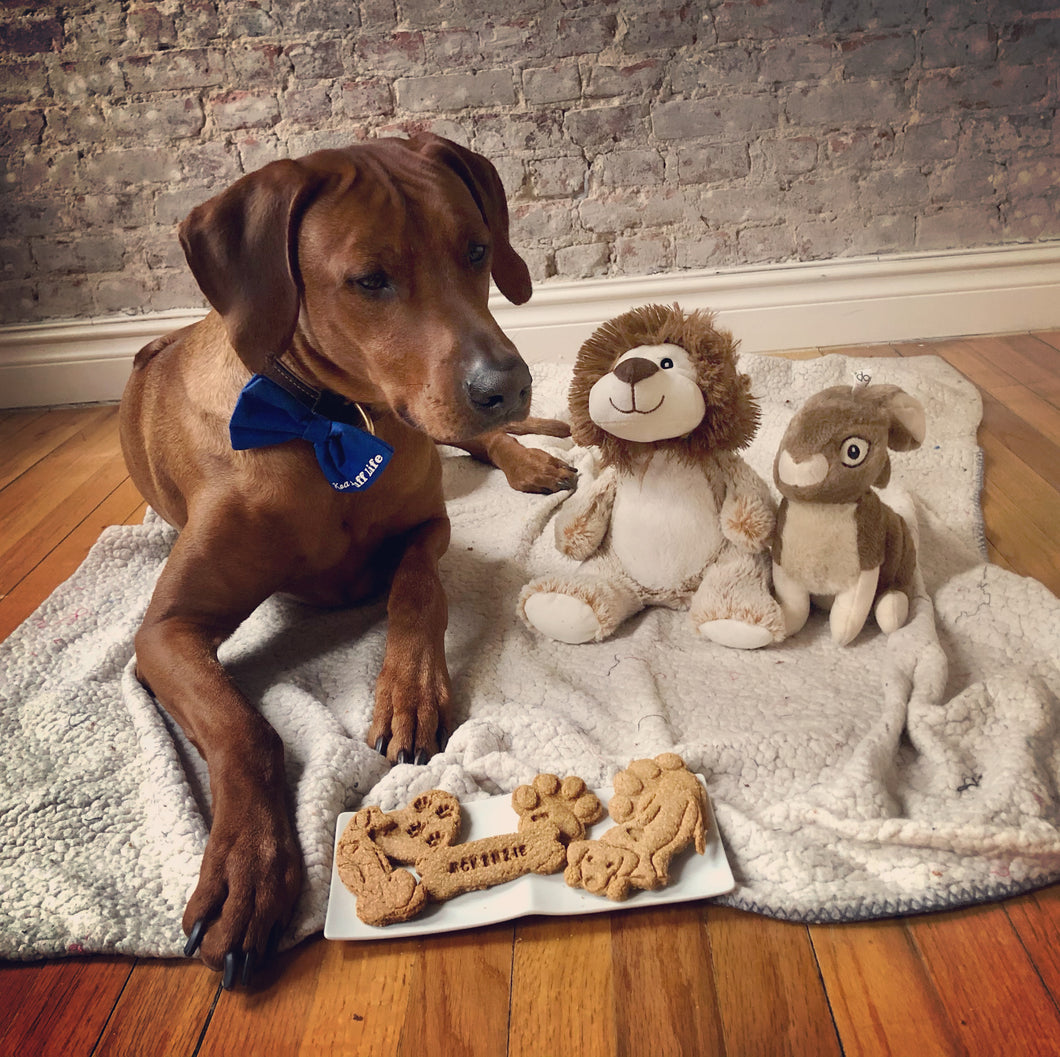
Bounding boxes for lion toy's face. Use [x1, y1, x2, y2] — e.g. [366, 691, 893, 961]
[587, 342, 706, 442]
[569, 303, 760, 470]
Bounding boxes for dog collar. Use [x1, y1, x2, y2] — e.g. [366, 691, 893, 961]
[229, 362, 394, 492]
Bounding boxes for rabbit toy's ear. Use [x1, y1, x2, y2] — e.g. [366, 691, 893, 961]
[880, 388, 926, 452]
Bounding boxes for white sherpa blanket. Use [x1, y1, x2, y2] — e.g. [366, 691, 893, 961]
[3, 353, 1059, 960]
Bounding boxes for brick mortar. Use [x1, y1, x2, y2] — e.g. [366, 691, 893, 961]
[0, 0, 1058, 325]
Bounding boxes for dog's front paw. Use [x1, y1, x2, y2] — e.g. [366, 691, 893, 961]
[182, 789, 302, 990]
[369, 656, 452, 765]
[503, 445, 578, 494]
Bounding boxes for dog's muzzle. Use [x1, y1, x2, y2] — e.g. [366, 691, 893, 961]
[465, 356, 532, 423]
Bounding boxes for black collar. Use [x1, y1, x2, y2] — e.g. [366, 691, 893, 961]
[263, 360, 377, 434]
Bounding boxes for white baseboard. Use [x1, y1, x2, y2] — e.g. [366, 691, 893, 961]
[3, 243, 1059, 409]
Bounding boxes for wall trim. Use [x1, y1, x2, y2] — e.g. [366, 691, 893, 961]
[3, 243, 1060, 409]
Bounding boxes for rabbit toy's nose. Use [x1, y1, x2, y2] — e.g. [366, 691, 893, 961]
[777, 449, 829, 487]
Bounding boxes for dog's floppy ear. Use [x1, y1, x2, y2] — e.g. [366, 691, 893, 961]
[179, 159, 326, 374]
[408, 132, 532, 306]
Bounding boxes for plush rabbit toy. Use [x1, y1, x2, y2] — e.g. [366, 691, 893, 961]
[771, 378, 925, 645]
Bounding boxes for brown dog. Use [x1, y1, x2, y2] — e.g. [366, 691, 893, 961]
[119, 133, 573, 987]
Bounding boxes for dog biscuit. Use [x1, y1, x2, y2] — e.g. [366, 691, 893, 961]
[415, 821, 568, 900]
[511, 772, 605, 841]
[565, 753, 708, 901]
[352, 789, 462, 863]
[336, 819, 428, 926]
[337, 772, 602, 923]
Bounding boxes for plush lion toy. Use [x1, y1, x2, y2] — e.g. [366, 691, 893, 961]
[519, 304, 784, 649]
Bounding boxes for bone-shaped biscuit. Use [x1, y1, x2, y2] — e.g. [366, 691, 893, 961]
[415, 821, 568, 899]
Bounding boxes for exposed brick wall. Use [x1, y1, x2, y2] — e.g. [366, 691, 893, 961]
[1, 0, 1058, 326]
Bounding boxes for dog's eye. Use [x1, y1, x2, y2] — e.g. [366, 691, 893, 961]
[840, 436, 870, 467]
[468, 243, 488, 265]
[350, 271, 390, 293]
[660, 357, 674, 369]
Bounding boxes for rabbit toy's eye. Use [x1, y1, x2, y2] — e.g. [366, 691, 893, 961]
[840, 437, 870, 467]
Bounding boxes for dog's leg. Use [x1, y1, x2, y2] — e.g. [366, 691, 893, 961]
[369, 516, 454, 763]
[456, 427, 577, 494]
[132, 524, 302, 987]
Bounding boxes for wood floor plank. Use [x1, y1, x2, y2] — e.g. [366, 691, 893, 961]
[0, 476, 144, 638]
[0, 454, 133, 594]
[981, 478, 1060, 595]
[123, 501, 149, 526]
[610, 905, 724, 1057]
[1003, 885, 1060, 1000]
[509, 916, 616, 1057]
[821, 344, 901, 359]
[990, 382, 1060, 446]
[0, 406, 114, 491]
[397, 925, 514, 1057]
[705, 907, 842, 1057]
[1004, 882, 1060, 996]
[1031, 328, 1060, 350]
[900, 337, 1015, 391]
[979, 391, 1060, 493]
[0, 957, 134, 1057]
[908, 903, 1060, 1056]
[967, 333, 1059, 388]
[92, 959, 219, 1057]
[0, 407, 48, 447]
[979, 431, 1060, 546]
[198, 935, 420, 1057]
[0, 408, 123, 557]
[810, 919, 962, 1057]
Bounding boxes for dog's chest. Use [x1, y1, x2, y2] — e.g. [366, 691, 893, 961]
[610, 454, 722, 590]
[779, 501, 861, 592]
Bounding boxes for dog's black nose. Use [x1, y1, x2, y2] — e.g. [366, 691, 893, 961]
[465, 357, 532, 418]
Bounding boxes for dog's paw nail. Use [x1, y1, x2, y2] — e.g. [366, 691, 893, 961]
[266, 922, 283, 958]
[183, 918, 206, 958]
[437, 724, 449, 751]
[222, 950, 242, 991]
[396, 748, 411, 765]
[414, 749, 428, 766]
[240, 949, 257, 988]
[374, 736, 388, 756]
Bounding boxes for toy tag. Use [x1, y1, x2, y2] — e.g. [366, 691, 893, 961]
[853, 370, 872, 390]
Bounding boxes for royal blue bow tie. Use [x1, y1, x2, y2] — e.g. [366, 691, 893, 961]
[229, 373, 393, 492]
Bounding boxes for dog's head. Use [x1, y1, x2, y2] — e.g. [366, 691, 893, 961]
[179, 133, 533, 444]
[569, 303, 760, 472]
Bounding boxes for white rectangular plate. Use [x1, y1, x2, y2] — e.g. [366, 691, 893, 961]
[324, 783, 735, 941]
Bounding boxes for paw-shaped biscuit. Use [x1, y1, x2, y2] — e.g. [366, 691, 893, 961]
[512, 773, 604, 842]
[353, 789, 462, 863]
[609, 752, 689, 823]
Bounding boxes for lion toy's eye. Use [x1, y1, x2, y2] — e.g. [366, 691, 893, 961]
[660, 357, 674, 369]
[840, 436, 870, 467]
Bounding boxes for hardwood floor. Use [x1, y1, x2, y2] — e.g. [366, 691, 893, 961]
[1, 332, 1058, 1057]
